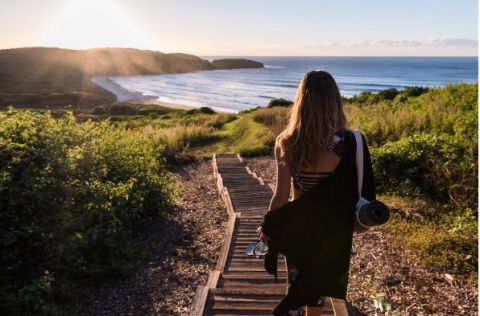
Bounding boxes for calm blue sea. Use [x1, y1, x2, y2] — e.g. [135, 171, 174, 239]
[112, 56, 478, 113]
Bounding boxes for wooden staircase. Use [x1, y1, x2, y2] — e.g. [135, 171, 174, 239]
[191, 154, 349, 315]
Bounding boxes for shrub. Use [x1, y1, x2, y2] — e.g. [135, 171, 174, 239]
[184, 107, 216, 115]
[267, 98, 293, 108]
[137, 105, 171, 116]
[198, 106, 216, 115]
[348, 91, 373, 104]
[371, 133, 477, 208]
[110, 103, 138, 115]
[0, 110, 176, 314]
[348, 87, 420, 104]
[377, 88, 399, 100]
[185, 109, 198, 115]
[92, 106, 107, 115]
[403, 86, 429, 97]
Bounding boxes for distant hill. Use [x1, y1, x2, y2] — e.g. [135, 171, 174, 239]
[0, 47, 264, 108]
[210, 59, 264, 69]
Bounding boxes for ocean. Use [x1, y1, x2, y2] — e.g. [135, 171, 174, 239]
[110, 56, 478, 113]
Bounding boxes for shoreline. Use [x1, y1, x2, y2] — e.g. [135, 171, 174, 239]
[91, 76, 234, 114]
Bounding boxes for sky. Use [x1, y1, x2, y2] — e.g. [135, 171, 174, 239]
[0, 0, 477, 56]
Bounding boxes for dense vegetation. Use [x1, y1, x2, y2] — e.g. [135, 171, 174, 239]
[1, 82, 477, 314]
[251, 83, 478, 277]
[0, 104, 244, 314]
[0, 110, 174, 314]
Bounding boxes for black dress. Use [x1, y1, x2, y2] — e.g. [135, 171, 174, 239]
[261, 129, 376, 315]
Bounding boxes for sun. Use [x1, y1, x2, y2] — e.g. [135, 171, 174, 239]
[43, 0, 149, 49]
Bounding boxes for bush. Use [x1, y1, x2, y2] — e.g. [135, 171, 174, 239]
[348, 91, 373, 104]
[137, 105, 171, 116]
[110, 103, 138, 115]
[377, 88, 399, 100]
[348, 87, 423, 104]
[148, 112, 159, 119]
[371, 133, 477, 208]
[267, 98, 293, 108]
[403, 86, 429, 97]
[0, 110, 176, 314]
[185, 107, 216, 116]
[198, 106, 216, 114]
[92, 106, 107, 115]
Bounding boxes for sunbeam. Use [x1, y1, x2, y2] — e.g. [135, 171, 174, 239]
[43, 0, 149, 49]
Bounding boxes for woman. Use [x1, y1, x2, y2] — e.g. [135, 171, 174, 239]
[258, 70, 376, 316]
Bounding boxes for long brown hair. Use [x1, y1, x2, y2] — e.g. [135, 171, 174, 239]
[277, 70, 348, 170]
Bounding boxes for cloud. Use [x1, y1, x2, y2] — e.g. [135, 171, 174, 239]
[304, 37, 478, 49]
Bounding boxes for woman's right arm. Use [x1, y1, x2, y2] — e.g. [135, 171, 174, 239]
[268, 140, 292, 211]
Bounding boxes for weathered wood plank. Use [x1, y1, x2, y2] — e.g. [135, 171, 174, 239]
[331, 297, 349, 316]
[191, 285, 209, 316]
[215, 213, 237, 271]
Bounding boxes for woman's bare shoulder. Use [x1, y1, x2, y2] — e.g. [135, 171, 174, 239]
[274, 136, 291, 167]
[274, 135, 285, 151]
[275, 133, 283, 144]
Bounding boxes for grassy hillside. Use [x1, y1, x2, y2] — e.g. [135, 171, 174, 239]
[227, 83, 479, 278]
[0, 82, 477, 314]
[141, 82, 478, 278]
[0, 47, 263, 108]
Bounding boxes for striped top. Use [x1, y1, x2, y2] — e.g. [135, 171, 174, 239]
[292, 170, 334, 192]
[292, 131, 346, 193]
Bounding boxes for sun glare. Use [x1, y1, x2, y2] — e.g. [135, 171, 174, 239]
[43, 0, 149, 49]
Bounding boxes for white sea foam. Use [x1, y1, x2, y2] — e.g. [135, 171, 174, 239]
[264, 65, 287, 68]
[106, 57, 478, 113]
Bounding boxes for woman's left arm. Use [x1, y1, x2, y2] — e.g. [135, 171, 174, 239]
[361, 133, 376, 201]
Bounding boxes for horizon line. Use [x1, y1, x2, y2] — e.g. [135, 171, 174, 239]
[1, 46, 477, 58]
[202, 55, 478, 58]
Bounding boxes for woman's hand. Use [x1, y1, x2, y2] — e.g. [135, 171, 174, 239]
[257, 226, 268, 242]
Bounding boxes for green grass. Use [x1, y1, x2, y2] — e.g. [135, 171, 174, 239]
[191, 112, 275, 158]
[380, 195, 477, 279]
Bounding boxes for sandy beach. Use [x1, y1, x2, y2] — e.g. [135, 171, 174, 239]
[91, 76, 200, 111]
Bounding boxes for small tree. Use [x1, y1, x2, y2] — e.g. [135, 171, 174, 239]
[267, 98, 293, 108]
[378, 88, 399, 101]
[198, 107, 216, 114]
[92, 106, 107, 115]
